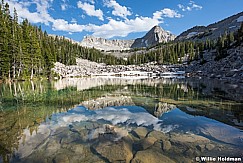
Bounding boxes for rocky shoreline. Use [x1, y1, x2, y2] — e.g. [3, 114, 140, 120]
[52, 58, 184, 78]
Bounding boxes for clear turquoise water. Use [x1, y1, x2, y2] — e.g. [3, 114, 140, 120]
[0, 77, 242, 162]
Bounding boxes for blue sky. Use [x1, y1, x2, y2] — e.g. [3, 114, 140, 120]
[6, 0, 243, 41]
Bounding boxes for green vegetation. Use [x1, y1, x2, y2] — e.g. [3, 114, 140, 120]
[0, 80, 124, 162]
[127, 27, 241, 65]
[215, 23, 243, 60]
[126, 22, 243, 65]
[0, 1, 124, 80]
[126, 41, 206, 64]
[1, 0, 243, 80]
[1, 79, 243, 162]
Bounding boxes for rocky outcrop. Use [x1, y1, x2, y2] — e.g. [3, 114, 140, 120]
[186, 43, 243, 83]
[131, 25, 176, 48]
[80, 35, 134, 51]
[176, 11, 243, 41]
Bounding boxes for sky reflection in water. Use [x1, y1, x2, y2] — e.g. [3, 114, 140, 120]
[1, 78, 243, 162]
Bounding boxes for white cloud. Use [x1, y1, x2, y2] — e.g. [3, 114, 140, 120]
[61, 4, 67, 10]
[104, 0, 132, 19]
[178, 1, 202, 12]
[48, 6, 182, 39]
[190, 1, 203, 10]
[77, 1, 104, 21]
[18, 1, 32, 7]
[5, 1, 179, 39]
[52, 19, 85, 32]
[51, 15, 161, 38]
[154, 8, 183, 19]
[61, 0, 70, 11]
[178, 4, 185, 11]
[90, 16, 161, 38]
[6, 0, 54, 25]
[87, 7, 182, 38]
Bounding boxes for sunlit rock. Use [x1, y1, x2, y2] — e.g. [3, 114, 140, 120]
[147, 130, 167, 140]
[132, 127, 149, 139]
[131, 148, 176, 163]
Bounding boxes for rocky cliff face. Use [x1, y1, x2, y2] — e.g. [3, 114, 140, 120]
[80, 36, 134, 51]
[176, 11, 243, 41]
[131, 25, 176, 48]
[80, 25, 176, 51]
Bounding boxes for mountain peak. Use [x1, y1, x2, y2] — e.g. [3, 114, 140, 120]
[144, 25, 163, 34]
[131, 25, 176, 48]
[80, 25, 176, 50]
[151, 25, 163, 31]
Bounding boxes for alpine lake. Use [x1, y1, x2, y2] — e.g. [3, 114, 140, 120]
[0, 77, 243, 163]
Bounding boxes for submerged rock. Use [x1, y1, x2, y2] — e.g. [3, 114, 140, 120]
[147, 130, 167, 140]
[131, 148, 176, 163]
[132, 127, 149, 139]
[196, 144, 205, 152]
[45, 139, 61, 155]
[169, 133, 210, 144]
[53, 154, 69, 163]
[162, 140, 172, 151]
[134, 137, 157, 151]
[205, 144, 215, 151]
[93, 140, 133, 163]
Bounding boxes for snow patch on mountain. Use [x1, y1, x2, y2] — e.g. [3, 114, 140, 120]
[237, 16, 243, 22]
[186, 32, 198, 39]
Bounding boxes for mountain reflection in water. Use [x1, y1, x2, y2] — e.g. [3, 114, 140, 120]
[0, 77, 243, 163]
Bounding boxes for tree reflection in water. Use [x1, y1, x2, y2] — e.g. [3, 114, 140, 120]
[0, 77, 242, 162]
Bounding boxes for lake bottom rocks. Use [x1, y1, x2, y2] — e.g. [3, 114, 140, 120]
[11, 121, 243, 163]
